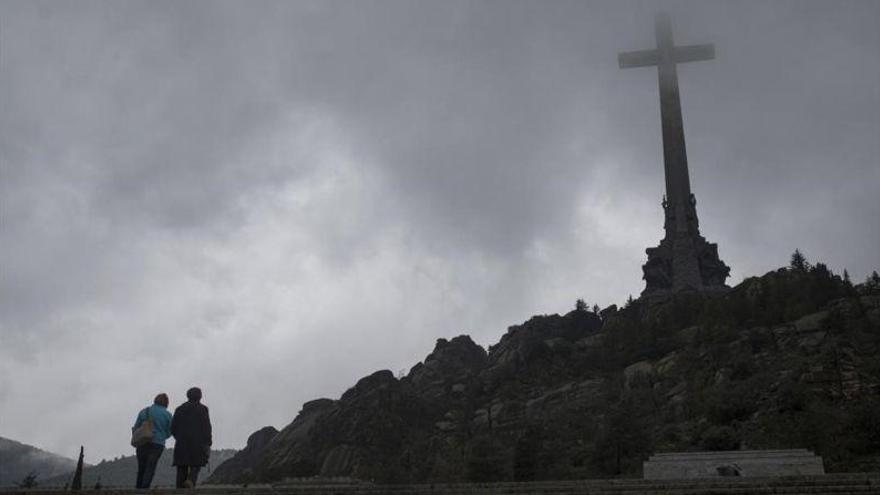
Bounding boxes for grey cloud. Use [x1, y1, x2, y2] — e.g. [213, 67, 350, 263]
[1, 0, 877, 462]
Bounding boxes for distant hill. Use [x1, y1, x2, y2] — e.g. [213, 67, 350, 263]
[0, 437, 79, 487]
[209, 263, 880, 483]
[41, 448, 237, 488]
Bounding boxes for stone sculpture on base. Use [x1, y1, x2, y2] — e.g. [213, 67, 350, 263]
[619, 13, 730, 296]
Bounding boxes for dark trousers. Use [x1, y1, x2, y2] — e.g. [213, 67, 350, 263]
[135, 443, 164, 489]
[176, 465, 202, 488]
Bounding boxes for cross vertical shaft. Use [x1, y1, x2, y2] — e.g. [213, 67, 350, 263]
[655, 14, 693, 235]
[619, 13, 714, 237]
[618, 13, 729, 295]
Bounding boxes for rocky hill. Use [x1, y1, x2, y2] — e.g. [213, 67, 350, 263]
[0, 437, 79, 487]
[40, 449, 237, 488]
[208, 262, 880, 484]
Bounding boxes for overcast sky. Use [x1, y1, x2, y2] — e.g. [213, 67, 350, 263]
[1, 0, 878, 463]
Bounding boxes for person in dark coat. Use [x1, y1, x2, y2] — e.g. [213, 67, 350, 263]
[170, 387, 212, 488]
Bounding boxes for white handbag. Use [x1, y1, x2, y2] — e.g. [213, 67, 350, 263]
[130, 407, 153, 447]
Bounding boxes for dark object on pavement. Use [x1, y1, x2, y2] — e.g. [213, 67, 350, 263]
[717, 463, 741, 476]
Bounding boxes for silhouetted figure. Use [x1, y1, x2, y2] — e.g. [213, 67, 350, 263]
[171, 387, 212, 488]
[133, 393, 173, 489]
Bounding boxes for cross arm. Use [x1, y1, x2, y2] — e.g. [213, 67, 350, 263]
[672, 43, 715, 64]
[618, 49, 659, 69]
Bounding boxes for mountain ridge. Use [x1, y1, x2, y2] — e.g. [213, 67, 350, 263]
[40, 449, 237, 488]
[0, 437, 80, 487]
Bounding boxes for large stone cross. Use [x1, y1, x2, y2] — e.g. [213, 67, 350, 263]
[619, 12, 713, 236]
[618, 13, 729, 295]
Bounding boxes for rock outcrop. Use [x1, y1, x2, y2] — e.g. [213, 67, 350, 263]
[209, 265, 880, 484]
[207, 427, 278, 484]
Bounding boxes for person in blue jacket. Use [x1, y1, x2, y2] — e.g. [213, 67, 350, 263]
[132, 393, 173, 489]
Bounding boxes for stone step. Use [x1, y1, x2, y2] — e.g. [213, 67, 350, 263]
[649, 452, 818, 461]
[210, 482, 879, 494]
[647, 456, 824, 462]
[4, 475, 880, 495]
[651, 449, 813, 457]
[272, 488, 876, 495]
[210, 487, 880, 495]
[268, 472, 875, 485]
[273, 482, 880, 495]
[266, 491, 880, 495]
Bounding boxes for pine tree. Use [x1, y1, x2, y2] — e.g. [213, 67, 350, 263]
[576, 299, 588, 312]
[811, 262, 830, 278]
[843, 269, 852, 287]
[16, 472, 38, 489]
[790, 249, 808, 271]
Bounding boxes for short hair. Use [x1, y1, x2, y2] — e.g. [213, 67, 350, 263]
[154, 393, 169, 407]
[186, 387, 202, 401]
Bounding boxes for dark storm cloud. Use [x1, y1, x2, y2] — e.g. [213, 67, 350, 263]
[1, 0, 877, 461]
